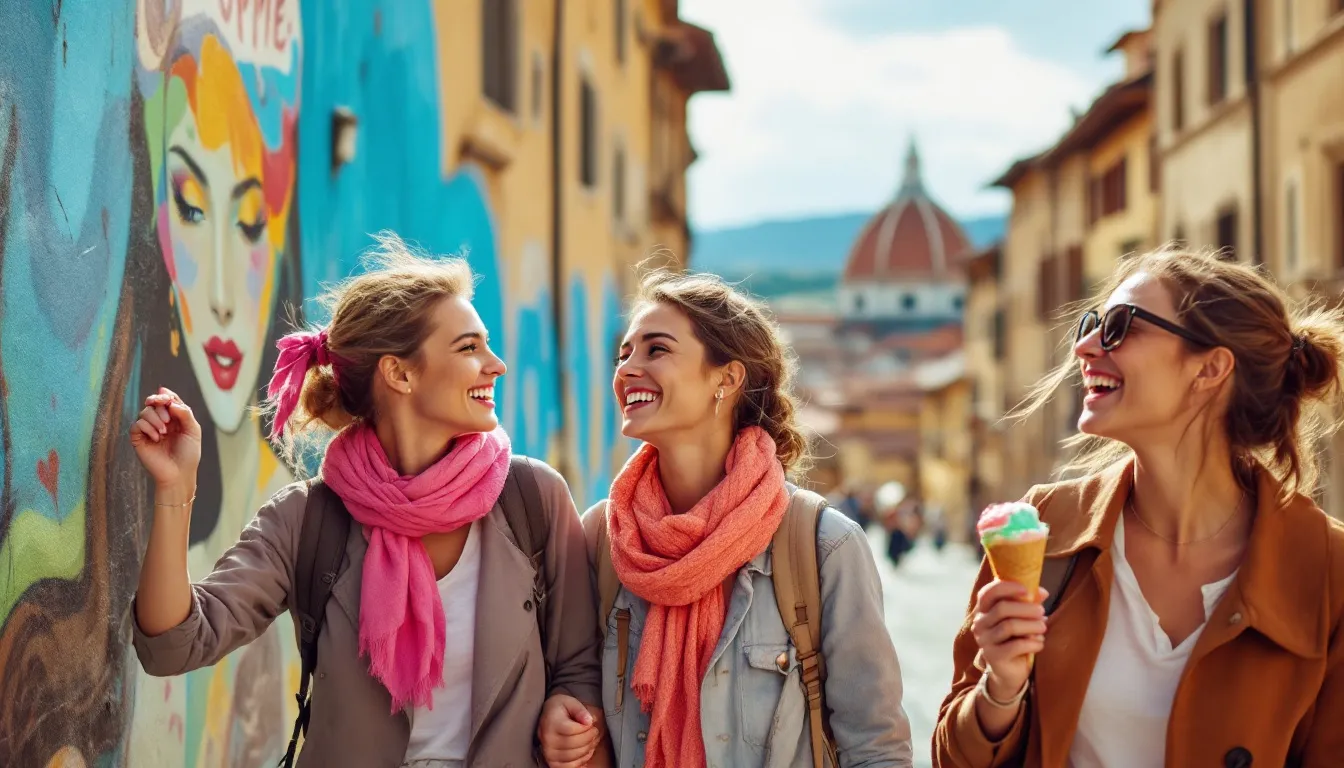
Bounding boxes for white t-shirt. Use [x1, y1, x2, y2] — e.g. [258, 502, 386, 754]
[403, 520, 482, 763]
[1068, 515, 1237, 767]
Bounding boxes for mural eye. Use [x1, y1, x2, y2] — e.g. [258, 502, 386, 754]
[236, 216, 267, 244]
[171, 185, 205, 225]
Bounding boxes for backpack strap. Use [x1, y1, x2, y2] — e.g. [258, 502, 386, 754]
[498, 456, 551, 665]
[281, 478, 351, 768]
[592, 502, 619, 634]
[772, 487, 837, 768]
[591, 502, 631, 711]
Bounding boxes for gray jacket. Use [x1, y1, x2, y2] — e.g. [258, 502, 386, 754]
[134, 462, 602, 767]
[583, 502, 914, 768]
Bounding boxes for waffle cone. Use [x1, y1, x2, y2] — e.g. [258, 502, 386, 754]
[985, 537, 1048, 601]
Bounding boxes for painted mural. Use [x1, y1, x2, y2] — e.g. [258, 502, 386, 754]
[0, 0, 629, 765]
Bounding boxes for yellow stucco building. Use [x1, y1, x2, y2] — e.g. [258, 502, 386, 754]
[976, 29, 1156, 500]
[964, 243, 1007, 515]
[1256, 0, 1344, 516]
[977, 2, 1344, 516]
[434, 0, 727, 498]
[1153, 0, 1258, 254]
[916, 352, 975, 541]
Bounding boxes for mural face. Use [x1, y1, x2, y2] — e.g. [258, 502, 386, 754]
[127, 3, 303, 766]
[0, 0, 631, 765]
[157, 35, 286, 431]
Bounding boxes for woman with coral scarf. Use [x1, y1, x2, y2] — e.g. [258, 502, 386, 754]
[130, 233, 605, 767]
[583, 270, 914, 768]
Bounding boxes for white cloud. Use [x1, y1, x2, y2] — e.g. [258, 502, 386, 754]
[680, 0, 1104, 229]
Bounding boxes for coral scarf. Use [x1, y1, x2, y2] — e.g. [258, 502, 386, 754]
[320, 423, 511, 712]
[607, 426, 789, 767]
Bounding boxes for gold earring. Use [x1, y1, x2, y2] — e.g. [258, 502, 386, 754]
[714, 388, 724, 416]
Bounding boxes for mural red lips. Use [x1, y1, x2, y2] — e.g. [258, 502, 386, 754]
[203, 336, 244, 391]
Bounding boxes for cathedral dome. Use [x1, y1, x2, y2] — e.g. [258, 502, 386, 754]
[843, 139, 971, 283]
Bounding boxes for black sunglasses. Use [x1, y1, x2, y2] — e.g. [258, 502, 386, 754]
[1076, 304, 1214, 351]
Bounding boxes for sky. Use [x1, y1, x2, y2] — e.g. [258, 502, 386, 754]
[679, 0, 1151, 231]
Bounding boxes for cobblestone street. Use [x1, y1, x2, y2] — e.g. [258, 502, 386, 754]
[870, 530, 983, 767]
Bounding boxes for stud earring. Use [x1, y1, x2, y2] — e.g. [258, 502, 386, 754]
[714, 388, 724, 416]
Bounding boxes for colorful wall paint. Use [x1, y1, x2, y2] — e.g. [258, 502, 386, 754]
[0, 1, 629, 765]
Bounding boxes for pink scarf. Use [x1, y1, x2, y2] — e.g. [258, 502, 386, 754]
[607, 426, 789, 767]
[320, 423, 511, 712]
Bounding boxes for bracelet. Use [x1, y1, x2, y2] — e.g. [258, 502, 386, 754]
[155, 495, 196, 508]
[976, 669, 1029, 708]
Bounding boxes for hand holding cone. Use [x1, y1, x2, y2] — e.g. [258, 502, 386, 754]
[978, 502, 1050, 665]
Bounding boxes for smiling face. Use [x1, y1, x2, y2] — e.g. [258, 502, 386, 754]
[613, 302, 724, 445]
[1075, 271, 1219, 445]
[398, 296, 507, 436]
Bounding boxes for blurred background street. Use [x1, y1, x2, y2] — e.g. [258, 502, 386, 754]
[876, 536, 981, 768]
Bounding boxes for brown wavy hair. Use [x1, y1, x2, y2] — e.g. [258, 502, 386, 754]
[633, 268, 811, 475]
[1012, 245, 1344, 498]
[267, 232, 475, 462]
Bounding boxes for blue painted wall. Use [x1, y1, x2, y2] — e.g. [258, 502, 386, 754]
[0, 1, 628, 764]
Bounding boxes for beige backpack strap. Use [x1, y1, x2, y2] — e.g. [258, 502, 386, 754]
[773, 487, 836, 767]
[593, 501, 619, 634]
[593, 501, 631, 710]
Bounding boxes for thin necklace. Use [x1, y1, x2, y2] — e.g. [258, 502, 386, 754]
[1127, 490, 1245, 546]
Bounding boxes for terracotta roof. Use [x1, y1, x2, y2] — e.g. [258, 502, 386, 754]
[843, 138, 971, 282]
[655, 22, 731, 94]
[1049, 72, 1151, 157]
[872, 323, 964, 354]
[967, 241, 1002, 282]
[826, 429, 923, 459]
[1107, 28, 1149, 54]
[990, 72, 1151, 190]
[989, 153, 1045, 189]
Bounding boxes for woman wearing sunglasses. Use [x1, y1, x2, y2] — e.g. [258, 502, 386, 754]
[934, 246, 1344, 767]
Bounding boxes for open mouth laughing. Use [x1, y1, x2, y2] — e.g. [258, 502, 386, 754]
[623, 388, 660, 414]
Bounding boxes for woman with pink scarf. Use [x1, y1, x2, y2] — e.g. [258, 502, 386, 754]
[583, 270, 914, 767]
[130, 233, 605, 767]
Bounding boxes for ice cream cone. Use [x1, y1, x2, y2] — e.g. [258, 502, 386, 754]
[985, 536, 1048, 667]
[984, 537, 1048, 601]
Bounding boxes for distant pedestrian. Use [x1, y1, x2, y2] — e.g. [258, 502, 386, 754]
[927, 504, 948, 551]
[836, 485, 870, 529]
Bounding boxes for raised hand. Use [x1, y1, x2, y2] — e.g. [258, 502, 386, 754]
[129, 387, 203, 491]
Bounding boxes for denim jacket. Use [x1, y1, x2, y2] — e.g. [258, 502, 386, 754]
[583, 502, 914, 768]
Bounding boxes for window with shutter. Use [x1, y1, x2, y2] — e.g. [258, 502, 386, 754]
[580, 79, 598, 188]
[1208, 13, 1229, 105]
[482, 0, 518, 112]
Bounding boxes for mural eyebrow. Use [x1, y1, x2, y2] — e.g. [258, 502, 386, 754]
[231, 178, 262, 199]
[169, 146, 210, 188]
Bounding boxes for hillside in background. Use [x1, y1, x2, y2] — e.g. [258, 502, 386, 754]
[689, 212, 1006, 299]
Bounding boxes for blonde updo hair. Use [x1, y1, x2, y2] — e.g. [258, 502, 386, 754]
[266, 232, 475, 461]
